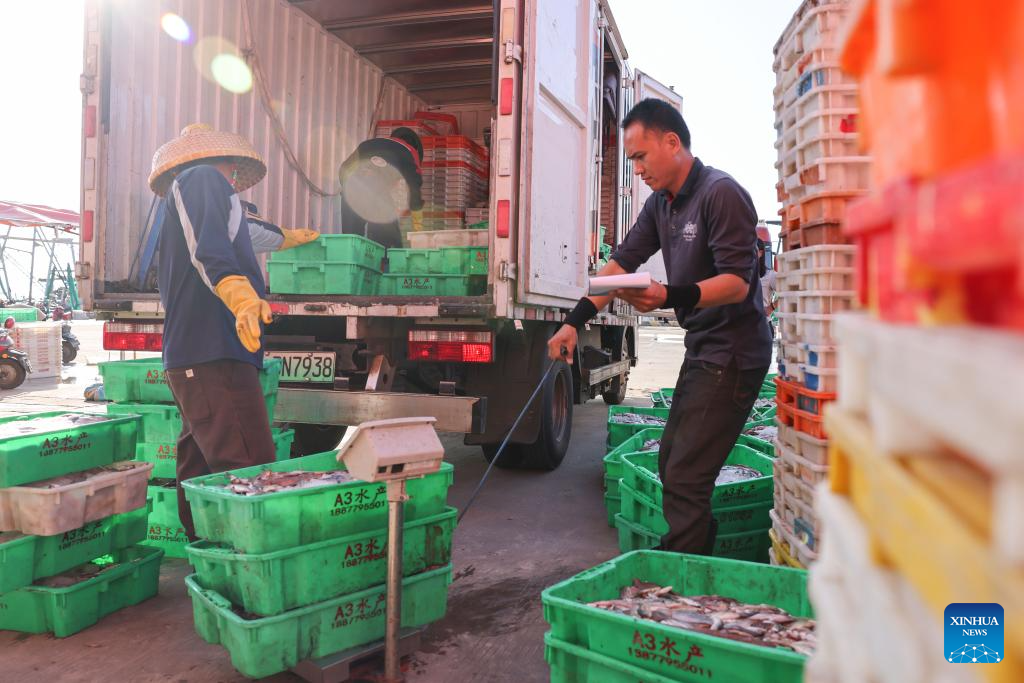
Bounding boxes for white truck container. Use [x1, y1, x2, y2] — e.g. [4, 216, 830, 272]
[78, 0, 681, 469]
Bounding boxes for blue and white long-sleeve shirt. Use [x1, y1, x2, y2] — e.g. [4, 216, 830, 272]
[157, 165, 267, 370]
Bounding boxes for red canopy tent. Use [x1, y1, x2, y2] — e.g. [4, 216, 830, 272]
[0, 201, 79, 228]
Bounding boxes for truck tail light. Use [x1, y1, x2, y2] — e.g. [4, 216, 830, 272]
[103, 321, 164, 351]
[408, 329, 493, 363]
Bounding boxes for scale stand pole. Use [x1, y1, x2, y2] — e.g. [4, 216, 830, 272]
[384, 478, 407, 682]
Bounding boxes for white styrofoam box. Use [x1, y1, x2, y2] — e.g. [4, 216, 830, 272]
[797, 268, 856, 292]
[796, 313, 836, 344]
[795, 244, 857, 270]
[11, 322, 62, 378]
[801, 342, 838, 368]
[801, 363, 838, 393]
[795, 291, 857, 315]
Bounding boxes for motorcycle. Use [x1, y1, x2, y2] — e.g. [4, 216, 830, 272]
[0, 318, 31, 390]
[49, 306, 80, 365]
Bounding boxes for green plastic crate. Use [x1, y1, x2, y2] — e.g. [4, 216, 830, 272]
[108, 395, 277, 443]
[99, 358, 281, 405]
[185, 564, 452, 679]
[621, 445, 774, 511]
[603, 428, 664, 492]
[381, 273, 486, 296]
[387, 246, 488, 275]
[542, 550, 810, 683]
[614, 513, 770, 562]
[606, 405, 670, 448]
[736, 433, 775, 458]
[386, 248, 434, 273]
[136, 427, 295, 480]
[267, 261, 381, 296]
[267, 234, 385, 268]
[0, 545, 163, 637]
[186, 507, 456, 616]
[649, 386, 675, 409]
[603, 490, 620, 528]
[619, 479, 771, 536]
[182, 451, 454, 554]
[0, 505, 149, 594]
[0, 411, 139, 488]
[546, 632, 686, 683]
[143, 483, 189, 559]
[744, 417, 775, 432]
[0, 307, 41, 322]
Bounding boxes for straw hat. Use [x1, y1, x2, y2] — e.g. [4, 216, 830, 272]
[149, 123, 266, 196]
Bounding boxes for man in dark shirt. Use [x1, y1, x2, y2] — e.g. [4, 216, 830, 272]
[150, 123, 317, 538]
[339, 127, 425, 247]
[548, 99, 772, 554]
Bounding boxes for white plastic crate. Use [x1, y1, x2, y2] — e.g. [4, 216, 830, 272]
[776, 291, 799, 315]
[798, 156, 872, 193]
[796, 133, 860, 167]
[795, 84, 859, 120]
[770, 508, 817, 566]
[0, 461, 152, 535]
[406, 229, 487, 249]
[11, 322, 62, 378]
[796, 313, 836, 344]
[797, 267, 856, 291]
[795, 291, 857, 315]
[779, 435, 830, 486]
[800, 342, 838, 369]
[777, 313, 800, 340]
[801, 363, 838, 393]
[794, 110, 858, 143]
[796, 428, 829, 465]
[794, 244, 856, 270]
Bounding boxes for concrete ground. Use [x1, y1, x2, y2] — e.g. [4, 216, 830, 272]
[0, 321, 687, 682]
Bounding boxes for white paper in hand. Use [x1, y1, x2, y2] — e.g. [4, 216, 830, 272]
[588, 272, 652, 296]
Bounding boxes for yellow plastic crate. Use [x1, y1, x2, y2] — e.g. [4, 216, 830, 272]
[827, 407, 1023, 683]
[768, 528, 804, 570]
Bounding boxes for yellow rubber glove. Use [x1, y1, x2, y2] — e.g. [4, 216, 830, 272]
[411, 210, 424, 233]
[280, 228, 320, 250]
[213, 275, 273, 353]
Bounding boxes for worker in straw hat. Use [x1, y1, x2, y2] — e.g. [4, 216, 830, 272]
[149, 123, 318, 539]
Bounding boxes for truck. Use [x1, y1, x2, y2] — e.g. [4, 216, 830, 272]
[78, 0, 684, 469]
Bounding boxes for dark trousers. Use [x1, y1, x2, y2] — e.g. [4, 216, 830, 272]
[166, 359, 276, 540]
[657, 358, 769, 553]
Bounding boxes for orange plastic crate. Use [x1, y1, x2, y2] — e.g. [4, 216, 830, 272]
[794, 407, 828, 440]
[839, 0, 1024, 187]
[774, 376, 798, 408]
[776, 401, 796, 428]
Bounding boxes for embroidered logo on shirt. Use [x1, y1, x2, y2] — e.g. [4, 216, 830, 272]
[683, 222, 698, 242]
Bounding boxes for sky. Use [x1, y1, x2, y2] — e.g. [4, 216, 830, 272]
[0, 0, 795, 299]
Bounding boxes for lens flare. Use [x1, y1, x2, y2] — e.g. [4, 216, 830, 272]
[160, 13, 191, 43]
[210, 53, 253, 94]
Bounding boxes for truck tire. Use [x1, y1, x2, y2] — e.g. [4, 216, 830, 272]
[290, 423, 347, 457]
[482, 360, 573, 470]
[601, 328, 629, 405]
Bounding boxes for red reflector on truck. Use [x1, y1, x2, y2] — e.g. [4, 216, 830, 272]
[85, 105, 97, 138]
[82, 210, 94, 243]
[496, 200, 510, 238]
[500, 77, 514, 115]
[103, 322, 163, 352]
[408, 329, 493, 363]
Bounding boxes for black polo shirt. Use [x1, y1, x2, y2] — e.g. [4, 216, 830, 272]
[610, 158, 773, 370]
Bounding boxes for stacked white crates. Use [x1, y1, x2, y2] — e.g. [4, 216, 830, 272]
[11, 322, 63, 379]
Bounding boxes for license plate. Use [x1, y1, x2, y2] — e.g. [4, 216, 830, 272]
[267, 352, 336, 383]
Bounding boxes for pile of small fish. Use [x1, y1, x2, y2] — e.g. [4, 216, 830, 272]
[0, 413, 109, 439]
[589, 580, 816, 655]
[610, 413, 667, 426]
[744, 424, 778, 441]
[35, 560, 118, 588]
[716, 464, 764, 485]
[641, 438, 662, 451]
[752, 397, 774, 413]
[224, 469, 355, 496]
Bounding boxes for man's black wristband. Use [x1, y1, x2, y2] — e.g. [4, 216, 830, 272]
[564, 297, 599, 329]
[664, 283, 702, 316]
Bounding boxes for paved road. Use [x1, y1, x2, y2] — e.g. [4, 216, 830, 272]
[0, 320, 690, 682]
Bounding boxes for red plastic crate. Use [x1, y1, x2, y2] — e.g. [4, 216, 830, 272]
[776, 401, 796, 428]
[793, 407, 827, 440]
[774, 376, 799, 408]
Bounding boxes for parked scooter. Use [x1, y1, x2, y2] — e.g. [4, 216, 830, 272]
[51, 306, 80, 364]
[0, 317, 31, 390]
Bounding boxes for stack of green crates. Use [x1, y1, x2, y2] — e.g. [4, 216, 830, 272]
[0, 307, 41, 322]
[541, 551, 812, 683]
[179, 451, 456, 678]
[0, 411, 163, 637]
[267, 234, 386, 295]
[383, 246, 487, 296]
[616, 443, 774, 562]
[98, 357, 288, 559]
